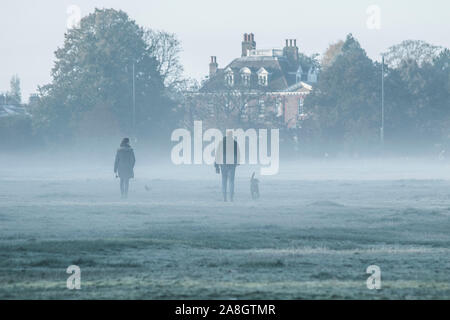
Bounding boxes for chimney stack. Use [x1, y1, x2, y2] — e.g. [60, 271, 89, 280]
[241, 33, 256, 57]
[283, 39, 299, 66]
[209, 56, 218, 77]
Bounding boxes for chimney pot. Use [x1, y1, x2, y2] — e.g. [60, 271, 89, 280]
[209, 56, 218, 76]
[242, 32, 256, 57]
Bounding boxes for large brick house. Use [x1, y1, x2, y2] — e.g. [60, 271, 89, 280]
[198, 33, 318, 128]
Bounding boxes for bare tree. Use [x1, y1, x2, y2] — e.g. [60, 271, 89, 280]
[384, 40, 444, 68]
[9, 75, 22, 104]
[181, 90, 284, 131]
[145, 29, 185, 90]
[321, 40, 344, 69]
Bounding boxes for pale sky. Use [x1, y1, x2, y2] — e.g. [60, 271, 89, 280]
[1, 0, 449, 101]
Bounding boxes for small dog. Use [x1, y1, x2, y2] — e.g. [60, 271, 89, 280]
[250, 172, 260, 199]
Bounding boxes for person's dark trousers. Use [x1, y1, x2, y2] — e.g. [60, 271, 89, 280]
[221, 165, 236, 202]
[120, 178, 130, 198]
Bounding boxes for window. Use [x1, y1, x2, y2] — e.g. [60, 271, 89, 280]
[307, 67, 318, 83]
[258, 98, 266, 118]
[241, 74, 250, 86]
[276, 98, 283, 117]
[240, 67, 251, 86]
[298, 97, 305, 115]
[225, 73, 234, 86]
[296, 65, 303, 83]
[224, 68, 234, 86]
[258, 74, 267, 86]
[257, 67, 268, 86]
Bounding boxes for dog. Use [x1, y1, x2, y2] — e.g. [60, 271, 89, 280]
[250, 172, 260, 199]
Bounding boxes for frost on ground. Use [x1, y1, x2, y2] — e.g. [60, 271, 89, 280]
[1, 159, 450, 299]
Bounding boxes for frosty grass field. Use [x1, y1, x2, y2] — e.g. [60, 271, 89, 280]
[1, 159, 450, 299]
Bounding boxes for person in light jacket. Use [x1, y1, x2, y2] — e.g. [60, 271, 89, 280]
[114, 138, 136, 198]
[215, 131, 241, 202]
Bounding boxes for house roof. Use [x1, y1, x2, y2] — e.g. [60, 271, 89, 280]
[0, 105, 30, 118]
[201, 55, 299, 92]
[286, 81, 313, 92]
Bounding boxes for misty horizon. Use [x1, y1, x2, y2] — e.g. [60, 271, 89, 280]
[1, 0, 450, 303]
[1, 0, 450, 100]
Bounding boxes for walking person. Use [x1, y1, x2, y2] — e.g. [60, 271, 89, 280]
[215, 131, 240, 202]
[114, 138, 136, 199]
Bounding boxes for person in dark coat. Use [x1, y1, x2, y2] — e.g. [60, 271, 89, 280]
[114, 138, 136, 198]
[215, 131, 240, 202]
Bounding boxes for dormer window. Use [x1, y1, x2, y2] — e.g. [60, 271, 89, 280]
[257, 67, 269, 86]
[224, 67, 234, 86]
[307, 67, 318, 83]
[296, 65, 303, 83]
[259, 75, 268, 86]
[240, 67, 251, 86]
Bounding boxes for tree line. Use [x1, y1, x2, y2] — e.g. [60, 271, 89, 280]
[301, 34, 450, 156]
[1, 8, 449, 156]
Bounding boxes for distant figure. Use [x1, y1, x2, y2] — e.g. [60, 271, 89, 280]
[114, 138, 136, 198]
[215, 131, 240, 202]
[250, 172, 260, 200]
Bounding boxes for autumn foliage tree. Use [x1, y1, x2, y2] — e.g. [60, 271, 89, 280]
[304, 34, 381, 154]
[304, 35, 450, 155]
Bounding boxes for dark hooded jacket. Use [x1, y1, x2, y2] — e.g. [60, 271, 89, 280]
[114, 145, 135, 179]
